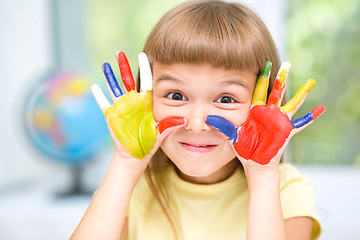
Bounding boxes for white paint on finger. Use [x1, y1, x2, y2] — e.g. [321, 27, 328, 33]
[91, 84, 111, 113]
[138, 52, 153, 92]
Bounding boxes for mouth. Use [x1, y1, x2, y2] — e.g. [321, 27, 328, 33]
[179, 142, 218, 153]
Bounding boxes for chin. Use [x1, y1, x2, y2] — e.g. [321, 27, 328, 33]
[160, 134, 237, 182]
[166, 150, 237, 180]
[172, 157, 239, 184]
[175, 161, 218, 177]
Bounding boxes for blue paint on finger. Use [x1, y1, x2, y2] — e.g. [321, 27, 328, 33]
[206, 115, 238, 143]
[102, 62, 123, 97]
[291, 112, 314, 128]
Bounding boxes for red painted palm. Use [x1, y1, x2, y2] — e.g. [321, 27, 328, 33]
[206, 62, 325, 165]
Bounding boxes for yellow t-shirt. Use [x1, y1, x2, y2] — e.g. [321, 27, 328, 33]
[128, 163, 321, 239]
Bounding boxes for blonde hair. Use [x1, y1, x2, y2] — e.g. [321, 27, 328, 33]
[141, 0, 281, 236]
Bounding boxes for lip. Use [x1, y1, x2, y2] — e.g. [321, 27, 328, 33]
[179, 142, 218, 153]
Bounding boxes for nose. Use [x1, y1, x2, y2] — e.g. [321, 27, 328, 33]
[184, 107, 212, 132]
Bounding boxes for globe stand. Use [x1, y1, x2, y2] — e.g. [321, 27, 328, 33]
[56, 163, 93, 198]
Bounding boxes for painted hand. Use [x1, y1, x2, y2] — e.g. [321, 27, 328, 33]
[91, 51, 186, 160]
[206, 62, 325, 165]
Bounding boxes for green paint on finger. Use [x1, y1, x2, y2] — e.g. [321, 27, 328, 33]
[259, 61, 272, 78]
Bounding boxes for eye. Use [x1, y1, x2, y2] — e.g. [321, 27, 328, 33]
[216, 96, 236, 104]
[166, 92, 188, 101]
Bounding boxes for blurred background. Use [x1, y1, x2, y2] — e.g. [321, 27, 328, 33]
[0, 0, 359, 239]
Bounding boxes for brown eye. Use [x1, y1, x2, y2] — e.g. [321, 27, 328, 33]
[167, 92, 187, 101]
[216, 96, 236, 103]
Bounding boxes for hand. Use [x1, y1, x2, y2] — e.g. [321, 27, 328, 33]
[91, 51, 186, 162]
[206, 61, 325, 166]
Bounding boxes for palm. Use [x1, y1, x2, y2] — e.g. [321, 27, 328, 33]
[206, 61, 325, 165]
[92, 51, 185, 160]
[105, 90, 157, 159]
[235, 105, 293, 165]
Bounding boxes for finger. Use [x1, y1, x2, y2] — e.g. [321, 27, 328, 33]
[152, 117, 187, 154]
[138, 52, 153, 92]
[116, 51, 136, 92]
[135, 116, 187, 160]
[290, 105, 326, 128]
[102, 62, 123, 99]
[267, 62, 291, 106]
[252, 61, 272, 105]
[205, 115, 238, 143]
[157, 116, 187, 134]
[91, 84, 111, 114]
[281, 79, 316, 117]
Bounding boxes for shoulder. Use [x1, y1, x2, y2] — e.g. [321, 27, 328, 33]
[279, 162, 310, 188]
[278, 162, 314, 205]
[278, 163, 321, 239]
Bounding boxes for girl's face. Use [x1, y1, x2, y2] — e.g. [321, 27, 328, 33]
[152, 62, 257, 184]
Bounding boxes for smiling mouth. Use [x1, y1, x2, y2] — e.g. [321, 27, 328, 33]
[179, 142, 217, 153]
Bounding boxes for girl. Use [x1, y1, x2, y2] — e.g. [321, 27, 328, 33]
[71, 1, 324, 239]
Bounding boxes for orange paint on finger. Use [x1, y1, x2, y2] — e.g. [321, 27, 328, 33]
[267, 68, 288, 106]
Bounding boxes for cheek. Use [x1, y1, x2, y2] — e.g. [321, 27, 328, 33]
[152, 97, 161, 122]
[152, 96, 176, 122]
[220, 105, 252, 127]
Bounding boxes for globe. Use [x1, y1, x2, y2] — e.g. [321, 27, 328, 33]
[24, 71, 109, 165]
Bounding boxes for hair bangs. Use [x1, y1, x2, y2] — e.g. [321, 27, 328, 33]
[145, 2, 267, 74]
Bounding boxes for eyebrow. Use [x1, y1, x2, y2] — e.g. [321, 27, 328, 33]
[219, 79, 250, 89]
[155, 74, 183, 84]
[155, 74, 250, 89]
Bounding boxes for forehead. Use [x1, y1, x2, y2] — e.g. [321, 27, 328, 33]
[152, 62, 257, 90]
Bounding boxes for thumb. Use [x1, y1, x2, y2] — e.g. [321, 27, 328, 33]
[205, 115, 238, 144]
[155, 117, 187, 145]
[142, 117, 187, 160]
[206, 115, 249, 161]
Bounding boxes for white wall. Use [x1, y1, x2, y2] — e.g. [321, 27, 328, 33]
[0, 0, 109, 194]
[0, 0, 59, 191]
[238, 0, 287, 59]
